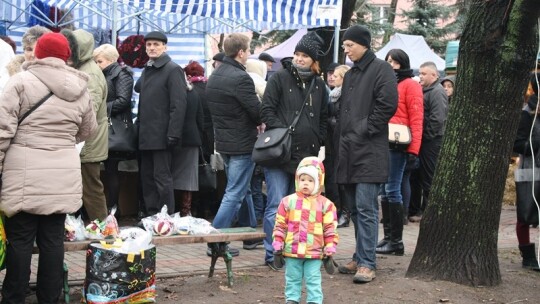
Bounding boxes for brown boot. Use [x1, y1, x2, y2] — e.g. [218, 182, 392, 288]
[180, 191, 192, 217]
[338, 259, 358, 274]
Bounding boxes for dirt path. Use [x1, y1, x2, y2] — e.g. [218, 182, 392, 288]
[61, 248, 539, 304]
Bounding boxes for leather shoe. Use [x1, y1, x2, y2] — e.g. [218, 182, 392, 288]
[353, 266, 376, 283]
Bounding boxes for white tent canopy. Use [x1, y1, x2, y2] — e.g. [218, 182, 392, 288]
[374, 33, 445, 71]
[249, 28, 307, 71]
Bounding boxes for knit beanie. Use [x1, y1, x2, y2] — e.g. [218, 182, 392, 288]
[294, 31, 324, 61]
[342, 25, 371, 49]
[34, 32, 71, 62]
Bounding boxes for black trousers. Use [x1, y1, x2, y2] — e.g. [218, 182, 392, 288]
[1, 212, 66, 304]
[140, 149, 174, 215]
[409, 136, 443, 216]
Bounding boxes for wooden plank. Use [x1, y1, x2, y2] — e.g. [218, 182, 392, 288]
[52, 229, 265, 252]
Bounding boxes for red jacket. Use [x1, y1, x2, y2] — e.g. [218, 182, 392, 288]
[389, 78, 423, 155]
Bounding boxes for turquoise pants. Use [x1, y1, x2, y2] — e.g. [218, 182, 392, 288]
[284, 257, 323, 304]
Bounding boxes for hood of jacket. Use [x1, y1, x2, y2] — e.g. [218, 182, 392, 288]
[22, 58, 89, 102]
[6, 54, 25, 76]
[62, 29, 94, 69]
[295, 156, 325, 196]
[246, 58, 267, 80]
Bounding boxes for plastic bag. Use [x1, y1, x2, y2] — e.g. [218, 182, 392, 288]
[172, 214, 220, 235]
[117, 227, 153, 254]
[141, 205, 175, 236]
[102, 207, 120, 238]
[85, 219, 105, 240]
[65, 214, 86, 241]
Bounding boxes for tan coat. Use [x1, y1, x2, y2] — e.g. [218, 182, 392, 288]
[0, 58, 97, 217]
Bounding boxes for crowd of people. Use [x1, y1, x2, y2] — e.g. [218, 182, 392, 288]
[0, 23, 537, 304]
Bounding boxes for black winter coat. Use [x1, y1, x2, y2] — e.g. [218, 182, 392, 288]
[179, 88, 203, 147]
[135, 53, 187, 150]
[335, 50, 398, 184]
[514, 95, 540, 156]
[104, 62, 133, 121]
[260, 59, 328, 174]
[206, 57, 261, 155]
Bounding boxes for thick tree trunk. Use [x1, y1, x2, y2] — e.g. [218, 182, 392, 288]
[406, 0, 540, 286]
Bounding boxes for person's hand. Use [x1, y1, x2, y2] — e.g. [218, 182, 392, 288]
[323, 245, 336, 257]
[273, 250, 285, 268]
[405, 153, 418, 170]
[167, 137, 179, 147]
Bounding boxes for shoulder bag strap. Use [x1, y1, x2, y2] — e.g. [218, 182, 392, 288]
[289, 78, 316, 131]
[18, 92, 53, 126]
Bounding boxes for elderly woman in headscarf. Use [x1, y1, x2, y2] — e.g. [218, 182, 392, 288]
[260, 31, 328, 270]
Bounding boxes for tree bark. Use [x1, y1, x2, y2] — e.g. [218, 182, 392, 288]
[406, 0, 540, 286]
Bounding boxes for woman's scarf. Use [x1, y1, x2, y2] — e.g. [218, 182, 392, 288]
[329, 87, 342, 103]
[395, 68, 414, 83]
[293, 63, 314, 83]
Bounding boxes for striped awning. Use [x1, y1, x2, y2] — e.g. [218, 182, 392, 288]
[1, 0, 342, 34]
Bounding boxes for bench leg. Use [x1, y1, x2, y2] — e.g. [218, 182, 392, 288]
[208, 242, 235, 287]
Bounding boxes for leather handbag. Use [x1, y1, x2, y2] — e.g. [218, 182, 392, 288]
[199, 147, 217, 191]
[108, 111, 138, 153]
[388, 123, 411, 150]
[252, 79, 315, 166]
[515, 157, 540, 226]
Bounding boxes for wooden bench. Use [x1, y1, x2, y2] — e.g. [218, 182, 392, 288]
[35, 227, 265, 291]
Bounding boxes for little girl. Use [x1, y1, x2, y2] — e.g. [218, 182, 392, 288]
[272, 156, 339, 304]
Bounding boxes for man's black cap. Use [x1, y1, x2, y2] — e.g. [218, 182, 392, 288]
[212, 52, 225, 62]
[144, 31, 167, 44]
[258, 52, 275, 63]
[327, 62, 339, 72]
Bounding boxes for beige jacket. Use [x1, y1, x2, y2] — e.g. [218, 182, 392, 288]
[0, 58, 97, 217]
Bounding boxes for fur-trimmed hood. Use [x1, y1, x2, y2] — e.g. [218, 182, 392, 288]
[61, 29, 94, 69]
[6, 55, 25, 76]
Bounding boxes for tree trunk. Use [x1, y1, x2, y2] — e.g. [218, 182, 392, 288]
[382, 0, 398, 45]
[406, 0, 540, 287]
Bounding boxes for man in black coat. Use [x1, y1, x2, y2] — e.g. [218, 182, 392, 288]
[206, 33, 261, 255]
[134, 31, 187, 215]
[335, 25, 398, 283]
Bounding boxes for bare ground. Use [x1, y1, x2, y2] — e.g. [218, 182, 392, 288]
[58, 248, 540, 304]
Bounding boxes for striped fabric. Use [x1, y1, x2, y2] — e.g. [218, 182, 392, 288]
[1, 0, 342, 34]
[5, 26, 205, 117]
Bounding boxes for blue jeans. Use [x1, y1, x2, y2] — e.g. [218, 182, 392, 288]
[380, 150, 407, 204]
[263, 167, 295, 262]
[251, 170, 266, 220]
[284, 258, 323, 304]
[212, 154, 256, 229]
[238, 188, 257, 228]
[344, 182, 380, 270]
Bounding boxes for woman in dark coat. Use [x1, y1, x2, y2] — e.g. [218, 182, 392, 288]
[172, 73, 204, 216]
[260, 31, 328, 268]
[93, 44, 134, 215]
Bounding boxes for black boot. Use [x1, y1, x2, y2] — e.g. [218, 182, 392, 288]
[519, 243, 540, 271]
[337, 209, 350, 228]
[377, 198, 390, 248]
[376, 203, 404, 255]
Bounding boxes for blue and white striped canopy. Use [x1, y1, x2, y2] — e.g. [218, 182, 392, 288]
[1, 0, 342, 34]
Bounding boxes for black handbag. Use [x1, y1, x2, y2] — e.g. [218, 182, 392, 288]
[252, 79, 315, 167]
[515, 157, 540, 226]
[199, 147, 217, 191]
[108, 110, 138, 153]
